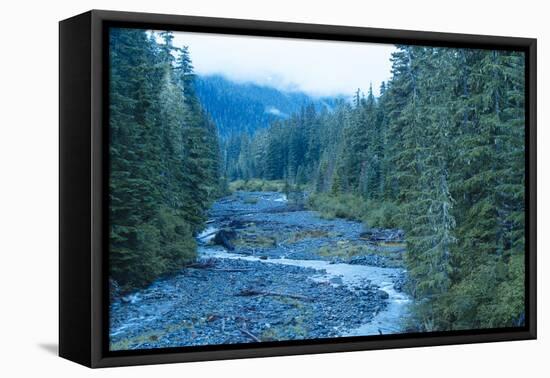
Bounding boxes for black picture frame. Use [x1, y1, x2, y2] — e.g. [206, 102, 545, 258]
[59, 9, 537, 368]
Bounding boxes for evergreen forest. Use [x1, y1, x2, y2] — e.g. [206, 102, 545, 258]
[109, 27, 526, 335]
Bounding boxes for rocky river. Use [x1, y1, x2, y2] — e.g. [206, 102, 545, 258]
[109, 191, 411, 350]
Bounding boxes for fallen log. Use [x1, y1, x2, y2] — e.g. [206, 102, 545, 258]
[197, 231, 217, 240]
[186, 259, 216, 269]
[237, 289, 311, 301]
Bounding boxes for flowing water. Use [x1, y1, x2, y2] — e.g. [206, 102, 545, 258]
[110, 191, 412, 349]
[200, 243, 411, 336]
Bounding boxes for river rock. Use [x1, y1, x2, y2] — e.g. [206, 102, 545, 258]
[393, 272, 407, 292]
[349, 255, 385, 267]
[109, 278, 121, 301]
[377, 290, 390, 300]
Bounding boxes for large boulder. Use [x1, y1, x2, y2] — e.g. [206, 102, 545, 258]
[213, 229, 237, 251]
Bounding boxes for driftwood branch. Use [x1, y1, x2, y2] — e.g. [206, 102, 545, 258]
[237, 289, 310, 301]
[239, 328, 261, 342]
[212, 268, 253, 272]
[186, 262, 251, 272]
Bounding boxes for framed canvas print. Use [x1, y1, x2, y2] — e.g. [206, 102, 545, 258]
[59, 10, 537, 368]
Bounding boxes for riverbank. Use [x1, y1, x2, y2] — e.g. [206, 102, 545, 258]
[110, 191, 411, 350]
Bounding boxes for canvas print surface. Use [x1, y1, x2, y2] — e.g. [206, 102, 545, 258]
[108, 27, 526, 351]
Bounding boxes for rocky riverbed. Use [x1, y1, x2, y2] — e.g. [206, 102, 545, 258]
[110, 191, 411, 350]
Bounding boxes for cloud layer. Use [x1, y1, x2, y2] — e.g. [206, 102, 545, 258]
[162, 30, 396, 98]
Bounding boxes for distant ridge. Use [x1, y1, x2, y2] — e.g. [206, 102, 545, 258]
[194, 75, 340, 138]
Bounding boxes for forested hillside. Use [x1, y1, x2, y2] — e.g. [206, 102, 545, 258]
[226, 46, 526, 331]
[109, 29, 224, 290]
[194, 75, 338, 137]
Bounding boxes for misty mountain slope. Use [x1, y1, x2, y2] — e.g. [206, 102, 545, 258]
[194, 75, 339, 137]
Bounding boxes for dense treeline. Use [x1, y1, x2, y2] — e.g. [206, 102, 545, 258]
[109, 29, 223, 290]
[227, 46, 525, 331]
[194, 75, 337, 137]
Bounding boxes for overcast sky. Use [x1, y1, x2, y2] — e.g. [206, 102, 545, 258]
[157, 30, 396, 98]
